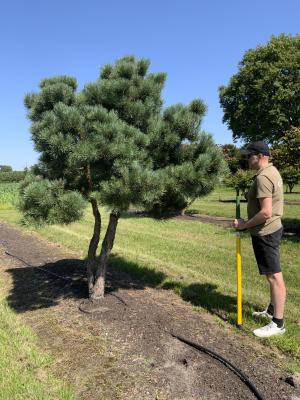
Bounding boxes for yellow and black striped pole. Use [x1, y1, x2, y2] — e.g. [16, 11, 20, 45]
[236, 189, 243, 327]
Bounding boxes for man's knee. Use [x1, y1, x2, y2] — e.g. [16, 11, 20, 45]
[266, 272, 285, 285]
[266, 273, 275, 282]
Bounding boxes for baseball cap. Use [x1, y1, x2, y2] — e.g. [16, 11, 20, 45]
[241, 141, 270, 156]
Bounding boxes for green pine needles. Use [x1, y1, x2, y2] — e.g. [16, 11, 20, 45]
[18, 175, 86, 226]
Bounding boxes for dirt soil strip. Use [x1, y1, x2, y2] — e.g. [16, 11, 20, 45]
[175, 214, 299, 237]
[127, 210, 300, 237]
[177, 213, 233, 227]
[0, 222, 298, 400]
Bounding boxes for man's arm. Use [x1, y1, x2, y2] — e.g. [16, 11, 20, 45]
[234, 197, 272, 230]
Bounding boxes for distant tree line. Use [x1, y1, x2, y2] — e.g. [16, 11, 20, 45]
[0, 166, 27, 183]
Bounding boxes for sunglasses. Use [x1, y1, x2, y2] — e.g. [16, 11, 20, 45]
[247, 153, 259, 159]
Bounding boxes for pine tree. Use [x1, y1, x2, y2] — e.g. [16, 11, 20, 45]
[22, 56, 226, 304]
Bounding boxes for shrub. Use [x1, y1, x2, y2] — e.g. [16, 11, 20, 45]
[224, 169, 254, 197]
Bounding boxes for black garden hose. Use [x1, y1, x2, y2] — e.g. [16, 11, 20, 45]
[170, 332, 265, 400]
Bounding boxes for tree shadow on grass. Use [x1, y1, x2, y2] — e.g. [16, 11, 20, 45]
[120, 210, 146, 219]
[161, 281, 255, 323]
[6, 259, 87, 313]
[121, 209, 182, 221]
[6, 253, 258, 323]
[6, 255, 167, 313]
[282, 218, 300, 243]
[217, 199, 247, 203]
[111, 254, 257, 323]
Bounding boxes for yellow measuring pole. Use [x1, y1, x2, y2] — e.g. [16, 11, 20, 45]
[236, 231, 242, 326]
[236, 190, 243, 327]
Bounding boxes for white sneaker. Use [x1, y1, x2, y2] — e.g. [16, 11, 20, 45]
[253, 321, 285, 338]
[252, 309, 273, 319]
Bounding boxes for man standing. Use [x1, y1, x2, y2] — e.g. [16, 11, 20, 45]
[234, 141, 286, 338]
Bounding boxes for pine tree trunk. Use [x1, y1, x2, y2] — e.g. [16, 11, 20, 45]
[91, 212, 120, 299]
[86, 198, 101, 297]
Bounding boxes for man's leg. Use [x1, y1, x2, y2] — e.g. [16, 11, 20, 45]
[253, 272, 286, 337]
[251, 229, 286, 336]
[266, 272, 286, 319]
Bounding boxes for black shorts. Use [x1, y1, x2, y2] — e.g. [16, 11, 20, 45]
[251, 227, 283, 275]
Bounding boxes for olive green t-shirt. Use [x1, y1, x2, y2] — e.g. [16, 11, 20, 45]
[247, 163, 283, 236]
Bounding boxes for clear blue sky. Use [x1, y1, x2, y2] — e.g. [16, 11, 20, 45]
[1, 0, 299, 170]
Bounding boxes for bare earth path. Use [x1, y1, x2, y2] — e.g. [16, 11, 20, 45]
[0, 222, 299, 400]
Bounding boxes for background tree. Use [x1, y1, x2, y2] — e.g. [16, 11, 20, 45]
[220, 144, 248, 173]
[223, 169, 254, 197]
[271, 127, 300, 192]
[280, 167, 300, 193]
[22, 56, 226, 304]
[271, 127, 300, 169]
[219, 34, 300, 143]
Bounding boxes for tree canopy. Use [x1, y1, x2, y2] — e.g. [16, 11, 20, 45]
[223, 169, 254, 197]
[271, 126, 300, 170]
[271, 126, 300, 192]
[219, 34, 300, 143]
[219, 144, 248, 174]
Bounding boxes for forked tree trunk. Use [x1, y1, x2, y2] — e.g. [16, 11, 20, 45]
[91, 212, 120, 300]
[86, 198, 101, 297]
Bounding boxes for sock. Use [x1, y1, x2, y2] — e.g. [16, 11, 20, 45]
[267, 303, 274, 315]
[272, 317, 284, 328]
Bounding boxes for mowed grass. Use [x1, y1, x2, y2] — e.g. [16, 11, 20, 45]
[188, 184, 300, 220]
[0, 183, 299, 365]
[0, 285, 74, 400]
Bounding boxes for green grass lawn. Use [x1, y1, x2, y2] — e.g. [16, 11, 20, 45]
[188, 184, 300, 219]
[0, 285, 74, 400]
[0, 183, 299, 367]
